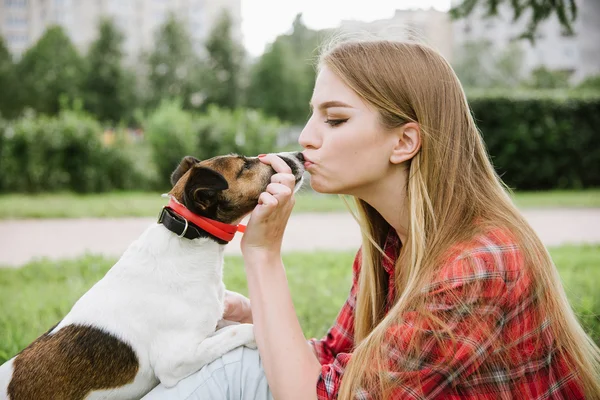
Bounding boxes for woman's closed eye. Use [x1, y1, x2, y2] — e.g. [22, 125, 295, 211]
[325, 118, 349, 127]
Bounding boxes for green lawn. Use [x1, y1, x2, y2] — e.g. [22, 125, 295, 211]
[0, 189, 598, 219]
[1, 246, 599, 364]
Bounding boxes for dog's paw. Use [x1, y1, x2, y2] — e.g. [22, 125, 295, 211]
[159, 374, 181, 389]
[244, 340, 257, 350]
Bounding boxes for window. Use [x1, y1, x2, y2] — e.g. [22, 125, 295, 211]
[5, 0, 28, 7]
[8, 33, 28, 43]
[6, 16, 28, 26]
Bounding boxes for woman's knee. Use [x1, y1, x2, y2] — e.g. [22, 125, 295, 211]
[142, 346, 271, 400]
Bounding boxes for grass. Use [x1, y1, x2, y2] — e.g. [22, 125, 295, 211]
[0, 191, 346, 219]
[1, 246, 599, 364]
[0, 189, 598, 220]
[511, 189, 600, 209]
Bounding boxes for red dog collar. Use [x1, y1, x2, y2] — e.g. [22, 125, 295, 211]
[166, 197, 246, 242]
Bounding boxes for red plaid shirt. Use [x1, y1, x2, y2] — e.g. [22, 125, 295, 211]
[309, 227, 584, 399]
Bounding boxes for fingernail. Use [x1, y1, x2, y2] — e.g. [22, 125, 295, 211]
[258, 154, 266, 158]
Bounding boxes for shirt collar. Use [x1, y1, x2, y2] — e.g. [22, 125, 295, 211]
[382, 228, 401, 275]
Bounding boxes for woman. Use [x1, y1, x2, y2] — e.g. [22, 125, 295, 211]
[144, 39, 600, 399]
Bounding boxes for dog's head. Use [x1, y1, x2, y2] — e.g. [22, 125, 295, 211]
[168, 152, 305, 224]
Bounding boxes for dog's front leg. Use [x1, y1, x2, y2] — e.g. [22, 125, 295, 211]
[155, 323, 256, 388]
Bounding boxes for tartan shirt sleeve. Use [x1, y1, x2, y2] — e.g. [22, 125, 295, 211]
[308, 248, 361, 365]
[315, 245, 514, 400]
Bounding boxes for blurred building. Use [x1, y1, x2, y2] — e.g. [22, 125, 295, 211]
[0, 0, 242, 60]
[338, 8, 454, 63]
[451, 0, 600, 83]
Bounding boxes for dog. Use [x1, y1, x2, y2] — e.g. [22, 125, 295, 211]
[0, 151, 305, 400]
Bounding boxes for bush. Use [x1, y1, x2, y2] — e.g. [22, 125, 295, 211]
[143, 100, 197, 187]
[0, 111, 150, 193]
[468, 91, 600, 190]
[194, 105, 287, 160]
[145, 101, 288, 189]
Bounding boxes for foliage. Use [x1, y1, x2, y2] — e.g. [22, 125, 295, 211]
[0, 37, 19, 119]
[469, 91, 600, 189]
[1, 245, 598, 365]
[146, 13, 202, 110]
[202, 10, 245, 109]
[0, 110, 151, 193]
[144, 100, 287, 187]
[453, 39, 525, 88]
[15, 26, 85, 116]
[83, 19, 138, 124]
[194, 105, 286, 160]
[525, 66, 571, 89]
[575, 75, 600, 91]
[143, 100, 197, 186]
[247, 14, 320, 124]
[450, 0, 577, 42]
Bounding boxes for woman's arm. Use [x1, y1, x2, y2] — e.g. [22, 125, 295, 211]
[245, 254, 321, 400]
[241, 154, 321, 400]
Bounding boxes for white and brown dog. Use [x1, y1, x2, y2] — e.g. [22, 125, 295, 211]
[0, 152, 305, 400]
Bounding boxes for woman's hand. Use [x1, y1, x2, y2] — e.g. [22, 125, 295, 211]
[222, 290, 252, 324]
[240, 154, 296, 262]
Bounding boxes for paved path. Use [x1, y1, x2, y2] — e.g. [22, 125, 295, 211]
[0, 209, 599, 268]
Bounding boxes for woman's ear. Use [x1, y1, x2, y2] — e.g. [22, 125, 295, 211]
[389, 122, 421, 165]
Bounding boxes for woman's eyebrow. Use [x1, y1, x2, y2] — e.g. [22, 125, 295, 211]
[309, 100, 354, 111]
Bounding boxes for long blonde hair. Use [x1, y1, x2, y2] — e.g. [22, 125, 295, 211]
[317, 38, 600, 399]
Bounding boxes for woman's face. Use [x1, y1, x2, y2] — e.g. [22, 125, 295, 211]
[299, 66, 398, 196]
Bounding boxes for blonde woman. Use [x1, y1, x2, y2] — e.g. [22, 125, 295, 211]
[144, 39, 600, 399]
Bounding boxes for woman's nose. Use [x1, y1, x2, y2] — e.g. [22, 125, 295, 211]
[298, 118, 321, 149]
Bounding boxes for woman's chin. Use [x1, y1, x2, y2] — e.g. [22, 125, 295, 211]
[309, 180, 336, 195]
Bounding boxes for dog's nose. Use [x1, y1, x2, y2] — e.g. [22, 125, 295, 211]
[295, 152, 305, 163]
[279, 156, 298, 174]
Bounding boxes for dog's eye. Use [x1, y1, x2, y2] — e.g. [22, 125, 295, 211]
[237, 159, 252, 178]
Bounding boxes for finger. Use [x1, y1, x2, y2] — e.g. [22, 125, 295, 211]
[266, 183, 292, 198]
[258, 154, 292, 174]
[257, 191, 278, 207]
[271, 173, 295, 189]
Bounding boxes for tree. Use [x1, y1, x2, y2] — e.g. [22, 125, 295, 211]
[83, 18, 137, 124]
[16, 26, 85, 115]
[202, 10, 245, 109]
[146, 13, 199, 110]
[576, 75, 600, 91]
[247, 40, 307, 123]
[453, 40, 495, 88]
[453, 40, 525, 88]
[450, 0, 577, 42]
[492, 42, 525, 87]
[0, 37, 19, 119]
[247, 14, 320, 124]
[526, 66, 571, 89]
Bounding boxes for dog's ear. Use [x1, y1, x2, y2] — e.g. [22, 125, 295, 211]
[183, 166, 229, 213]
[171, 156, 200, 186]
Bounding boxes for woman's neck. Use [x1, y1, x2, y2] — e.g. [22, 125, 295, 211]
[354, 166, 410, 245]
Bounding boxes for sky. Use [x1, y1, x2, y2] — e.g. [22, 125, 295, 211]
[241, 0, 452, 56]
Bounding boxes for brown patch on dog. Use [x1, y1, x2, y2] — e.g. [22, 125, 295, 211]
[8, 324, 138, 400]
[168, 153, 304, 226]
[169, 155, 275, 224]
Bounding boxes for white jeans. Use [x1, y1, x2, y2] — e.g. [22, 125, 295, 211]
[142, 346, 273, 400]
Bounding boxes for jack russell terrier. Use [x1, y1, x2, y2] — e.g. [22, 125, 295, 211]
[0, 151, 305, 400]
